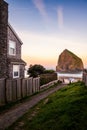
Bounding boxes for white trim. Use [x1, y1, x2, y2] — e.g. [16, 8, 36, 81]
[13, 65, 20, 78]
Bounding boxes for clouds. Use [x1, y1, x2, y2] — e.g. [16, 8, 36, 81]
[6, 0, 87, 69]
[32, 0, 64, 29]
[32, 0, 48, 22]
[57, 6, 64, 29]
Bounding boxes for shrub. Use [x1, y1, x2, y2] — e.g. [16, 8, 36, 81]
[40, 73, 57, 86]
[44, 70, 55, 74]
[27, 64, 46, 77]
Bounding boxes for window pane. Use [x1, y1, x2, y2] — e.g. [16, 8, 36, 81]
[10, 48, 15, 55]
[13, 65, 19, 78]
[13, 65, 19, 71]
[9, 40, 15, 48]
[9, 40, 16, 55]
[14, 72, 18, 76]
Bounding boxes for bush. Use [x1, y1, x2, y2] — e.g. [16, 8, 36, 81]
[27, 64, 45, 77]
[27, 64, 56, 78]
[44, 70, 55, 74]
[40, 73, 57, 86]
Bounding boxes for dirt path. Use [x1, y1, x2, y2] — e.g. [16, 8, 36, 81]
[0, 84, 66, 130]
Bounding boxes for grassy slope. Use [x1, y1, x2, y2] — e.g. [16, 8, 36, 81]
[7, 82, 87, 130]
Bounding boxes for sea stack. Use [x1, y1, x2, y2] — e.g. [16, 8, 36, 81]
[56, 49, 84, 72]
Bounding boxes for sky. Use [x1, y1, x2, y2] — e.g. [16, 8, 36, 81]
[6, 0, 87, 70]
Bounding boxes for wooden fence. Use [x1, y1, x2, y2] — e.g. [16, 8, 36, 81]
[0, 77, 40, 106]
[83, 72, 87, 86]
[0, 77, 58, 106]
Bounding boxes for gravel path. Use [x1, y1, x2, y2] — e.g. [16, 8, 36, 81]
[0, 84, 66, 130]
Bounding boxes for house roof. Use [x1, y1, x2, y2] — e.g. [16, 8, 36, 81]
[7, 58, 26, 65]
[8, 23, 23, 45]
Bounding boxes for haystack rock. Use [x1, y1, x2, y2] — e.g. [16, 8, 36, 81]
[56, 49, 84, 72]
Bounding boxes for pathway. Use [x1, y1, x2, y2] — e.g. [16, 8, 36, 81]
[0, 84, 66, 130]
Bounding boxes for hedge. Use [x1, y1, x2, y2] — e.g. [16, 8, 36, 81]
[40, 73, 57, 86]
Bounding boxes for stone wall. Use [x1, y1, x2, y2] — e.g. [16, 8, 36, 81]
[0, 0, 8, 78]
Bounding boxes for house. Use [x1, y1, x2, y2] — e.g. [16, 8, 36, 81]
[0, 0, 26, 79]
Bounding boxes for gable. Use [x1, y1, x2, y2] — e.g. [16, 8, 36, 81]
[8, 23, 23, 45]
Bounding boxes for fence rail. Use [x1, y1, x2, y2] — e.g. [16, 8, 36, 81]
[83, 72, 87, 86]
[0, 77, 40, 106]
[0, 77, 58, 106]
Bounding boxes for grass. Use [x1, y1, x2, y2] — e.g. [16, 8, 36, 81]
[7, 81, 87, 130]
[0, 81, 60, 114]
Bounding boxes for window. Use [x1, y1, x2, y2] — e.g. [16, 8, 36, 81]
[13, 65, 20, 78]
[9, 40, 16, 55]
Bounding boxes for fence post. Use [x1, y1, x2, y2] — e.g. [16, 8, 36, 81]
[33, 78, 36, 93]
[6, 79, 12, 103]
[27, 77, 33, 96]
[0, 78, 5, 105]
[16, 78, 22, 100]
[12, 79, 17, 101]
[28, 77, 33, 95]
[35, 78, 37, 92]
[37, 77, 40, 92]
[21, 78, 27, 98]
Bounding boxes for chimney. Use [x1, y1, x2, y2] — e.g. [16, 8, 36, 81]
[0, 0, 8, 78]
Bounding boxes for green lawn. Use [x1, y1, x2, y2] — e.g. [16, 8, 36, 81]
[7, 82, 87, 130]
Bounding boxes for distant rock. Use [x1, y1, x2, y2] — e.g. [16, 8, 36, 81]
[56, 49, 84, 72]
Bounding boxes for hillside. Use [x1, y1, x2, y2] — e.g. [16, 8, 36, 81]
[8, 82, 87, 130]
[56, 49, 84, 72]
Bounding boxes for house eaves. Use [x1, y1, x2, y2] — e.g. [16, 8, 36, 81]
[8, 23, 23, 45]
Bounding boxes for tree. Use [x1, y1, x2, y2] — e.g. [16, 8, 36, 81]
[44, 69, 55, 74]
[27, 64, 46, 77]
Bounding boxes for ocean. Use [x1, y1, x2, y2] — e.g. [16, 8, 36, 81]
[57, 72, 83, 83]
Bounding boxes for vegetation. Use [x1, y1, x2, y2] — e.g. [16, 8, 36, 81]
[40, 73, 57, 85]
[27, 64, 56, 79]
[44, 69, 55, 74]
[27, 64, 46, 77]
[0, 80, 60, 114]
[7, 81, 87, 130]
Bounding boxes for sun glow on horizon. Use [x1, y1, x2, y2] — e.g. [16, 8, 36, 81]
[6, 0, 87, 70]
[19, 30, 87, 69]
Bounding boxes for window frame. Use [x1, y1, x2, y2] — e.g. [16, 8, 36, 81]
[13, 65, 20, 78]
[9, 40, 16, 56]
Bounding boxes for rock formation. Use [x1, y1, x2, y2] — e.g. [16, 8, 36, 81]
[56, 49, 84, 72]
